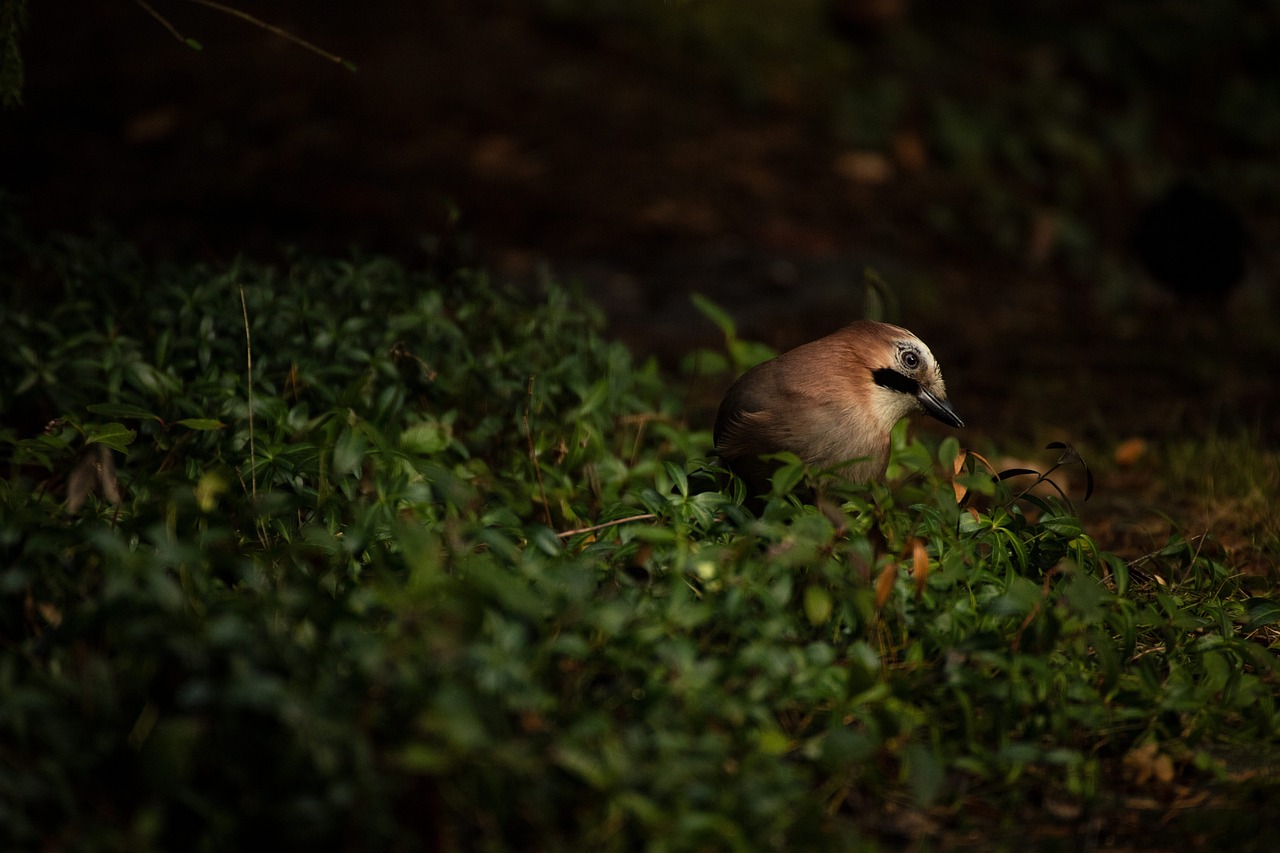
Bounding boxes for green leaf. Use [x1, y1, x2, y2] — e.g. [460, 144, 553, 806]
[1243, 597, 1280, 632]
[985, 576, 1042, 617]
[662, 460, 688, 498]
[728, 339, 777, 372]
[904, 742, 946, 808]
[175, 418, 226, 431]
[553, 745, 609, 789]
[85, 422, 136, 452]
[803, 585, 833, 625]
[401, 419, 451, 455]
[87, 402, 162, 421]
[767, 453, 806, 496]
[690, 292, 737, 339]
[937, 435, 961, 469]
[757, 728, 790, 756]
[1040, 514, 1083, 537]
[1103, 552, 1130, 597]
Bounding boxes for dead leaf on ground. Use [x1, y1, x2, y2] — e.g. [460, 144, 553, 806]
[1115, 437, 1148, 467]
[834, 150, 895, 185]
[1123, 742, 1176, 786]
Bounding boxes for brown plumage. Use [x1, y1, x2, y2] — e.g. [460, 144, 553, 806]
[714, 320, 962, 496]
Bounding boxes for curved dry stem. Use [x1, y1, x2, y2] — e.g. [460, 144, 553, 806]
[186, 0, 355, 68]
[133, 0, 189, 45]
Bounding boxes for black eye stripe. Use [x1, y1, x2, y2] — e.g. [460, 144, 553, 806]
[872, 367, 920, 395]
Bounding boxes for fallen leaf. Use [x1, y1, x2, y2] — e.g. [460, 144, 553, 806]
[1123, 742, 1176, 786]
[1115, 437, 1148, 467]
[1042, 795, 1083, 820]
[834, 150, 895, 185]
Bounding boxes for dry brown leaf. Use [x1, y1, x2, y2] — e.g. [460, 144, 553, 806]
[952, 448, 968, 503]
[834, 150, 895, 185]
[1114, 437, 1148, 467]
[1042, 795, 1083, 821]
[1123, 742, 1176, 786]
[874, 562, 897, 610]
[965, 450, 999, 477]
[911, 539, 929, 598]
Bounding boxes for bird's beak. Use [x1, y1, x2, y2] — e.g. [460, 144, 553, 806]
[917, 386, 964, 428]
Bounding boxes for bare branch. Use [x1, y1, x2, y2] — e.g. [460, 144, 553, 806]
[556, 513, 658, 540]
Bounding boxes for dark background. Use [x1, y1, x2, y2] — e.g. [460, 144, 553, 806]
[4, 0, 1279, 457]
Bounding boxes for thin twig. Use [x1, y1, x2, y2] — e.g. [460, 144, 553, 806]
[1126, 533, 1210, 570]
[556, 513, 658, 540]
[524, 375, 552, 527]
[186, 0, 355, 67]
[239, 285, 256, 500]
[133, 0, 190, 44]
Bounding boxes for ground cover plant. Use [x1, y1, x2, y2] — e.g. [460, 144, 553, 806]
[2, 223, 1279, 850]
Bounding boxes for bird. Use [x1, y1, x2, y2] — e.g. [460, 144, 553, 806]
[713, 320, 963, 498]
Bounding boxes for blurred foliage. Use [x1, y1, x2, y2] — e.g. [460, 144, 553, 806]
[535, 0, 1280, 282]
[0, 0, 24, 107]
[2, 217, 1279, 849]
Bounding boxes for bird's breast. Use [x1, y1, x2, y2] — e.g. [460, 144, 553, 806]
[781, 398, 891, 479]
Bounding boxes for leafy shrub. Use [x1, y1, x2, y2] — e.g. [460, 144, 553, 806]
[1, 225, 1278, 850]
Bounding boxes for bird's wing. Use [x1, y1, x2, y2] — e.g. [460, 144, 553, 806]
[713, 408, 774, 459]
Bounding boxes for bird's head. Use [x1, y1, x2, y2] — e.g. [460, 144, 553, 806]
[858, 323, 964, 430]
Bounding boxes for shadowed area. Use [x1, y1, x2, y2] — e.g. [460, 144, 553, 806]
[3, 0, 1279, 551]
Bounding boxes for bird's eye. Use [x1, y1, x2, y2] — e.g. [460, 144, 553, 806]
[901, 349, 921, 370]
